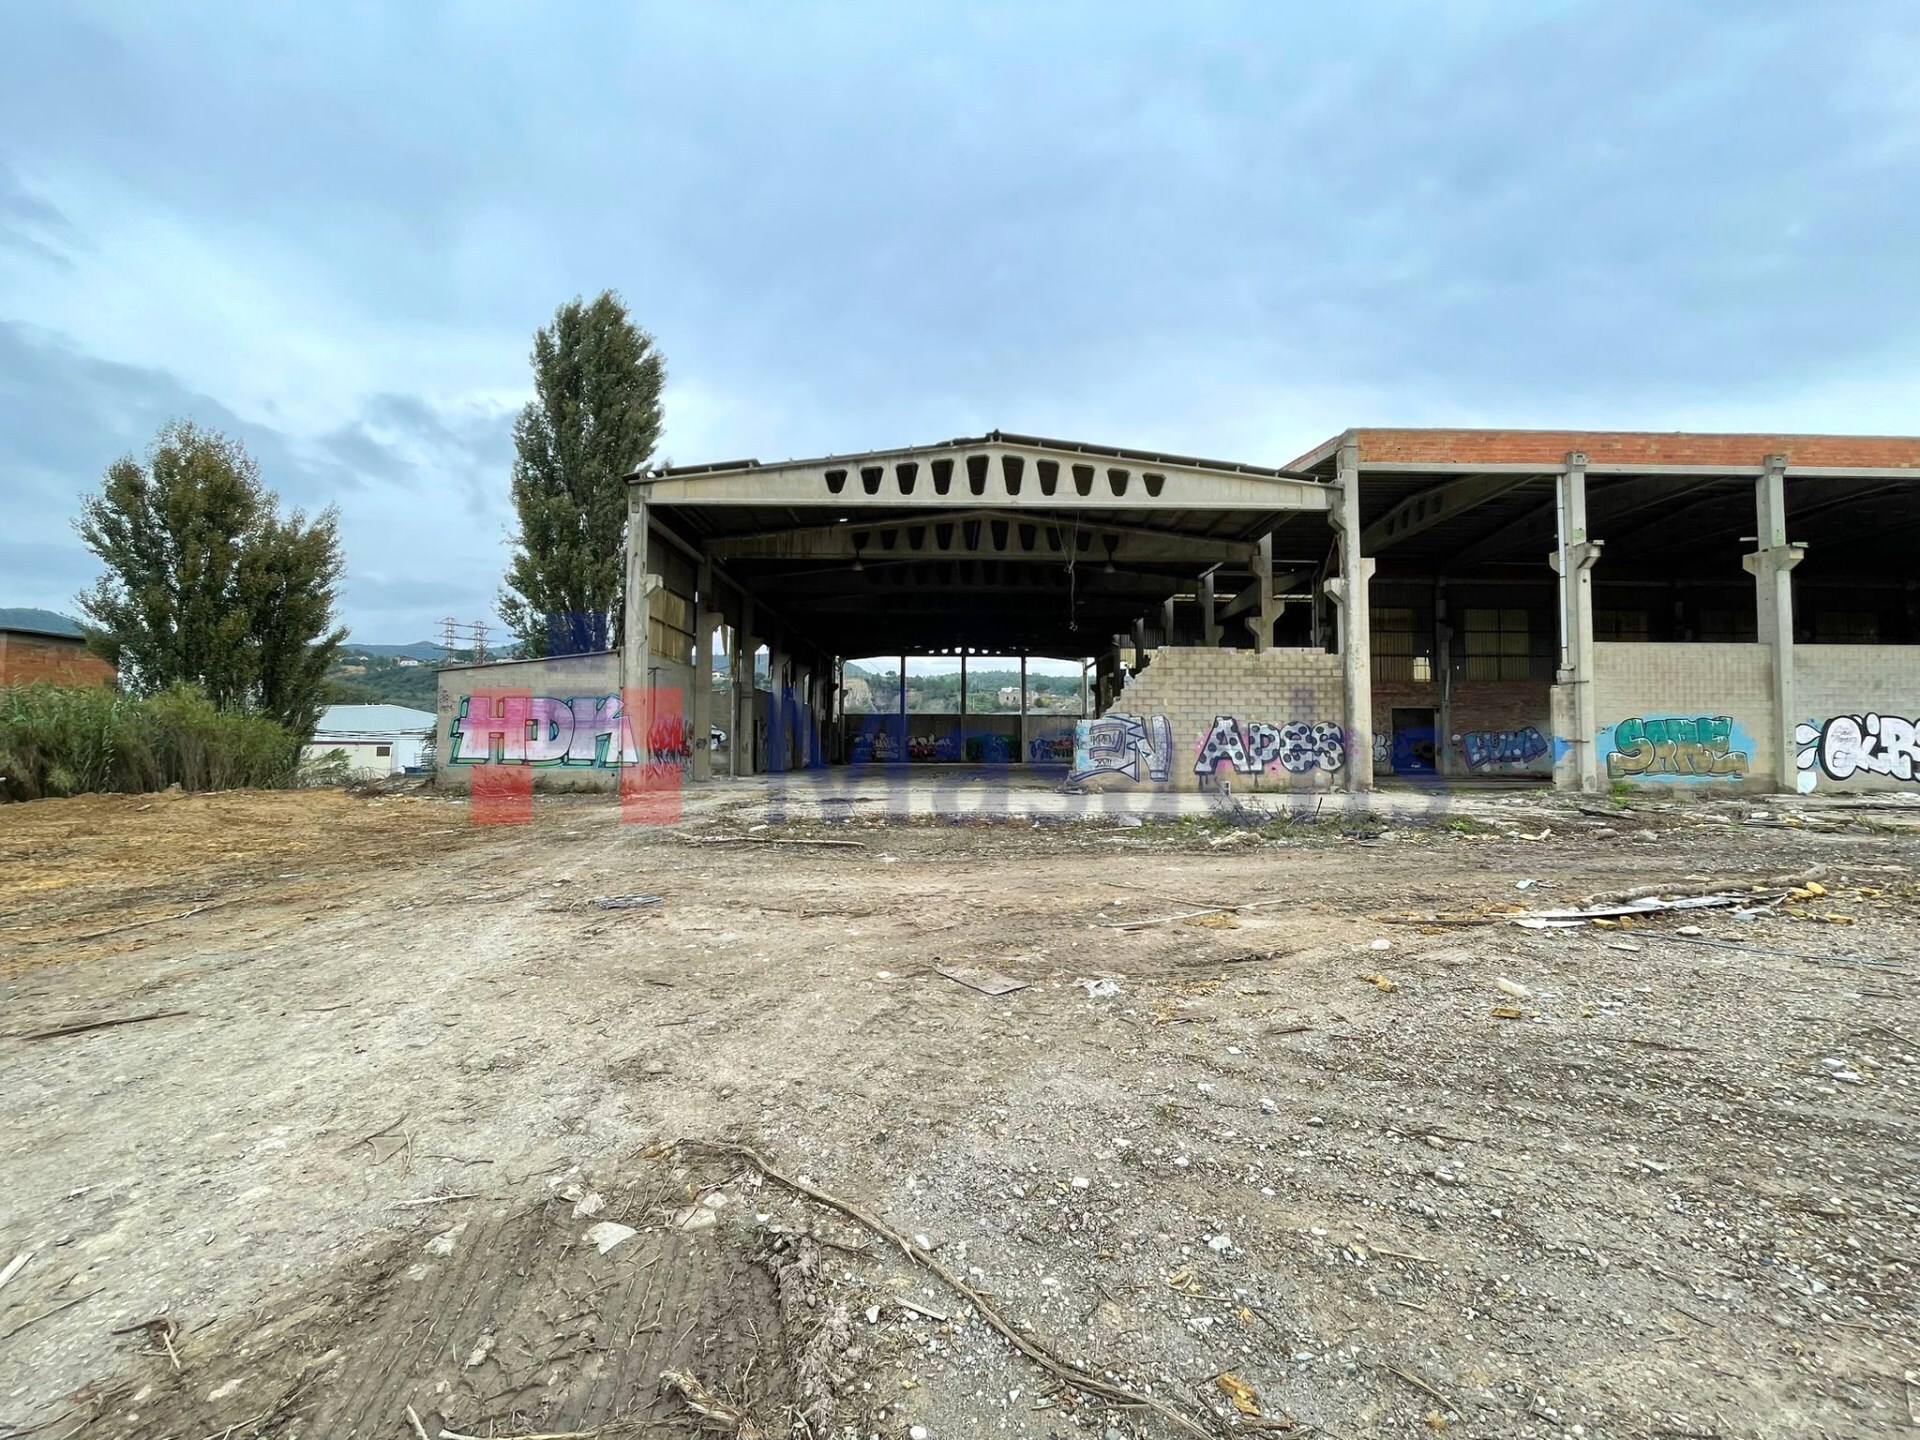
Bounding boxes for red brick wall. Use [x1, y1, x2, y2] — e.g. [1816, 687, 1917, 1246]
[0, 634, 118, 687]
[1351, 430, 1920, 470]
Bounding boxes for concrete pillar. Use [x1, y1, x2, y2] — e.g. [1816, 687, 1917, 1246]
[1131, 621, 1147, 671]
[767, 630, 788, 773]
[1019, 655, 1028, 718]
[1080, 658, 1090, 716]
[1162, 597, 1178, 647]
[621, 482, 652, 765]
[1325, 434, 1375, 791]
[1199, 571, 1222, 646]
[1743, 454, 1805, 791]
[691, 560, 714, 781]
[1253, 535, 1276, 653]
[735, 595, 756, 775]
[1548, 451, 1603, 791]
[1434, 581, 1454, 778]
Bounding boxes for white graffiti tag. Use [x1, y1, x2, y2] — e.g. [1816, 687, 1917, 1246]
[1795, 713, 1920, 790]
[1071, 713, 1174, 783]
[1196, 717, 1345, 776]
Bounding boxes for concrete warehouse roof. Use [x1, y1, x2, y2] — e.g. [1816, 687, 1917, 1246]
[631, 431, 1334, 656]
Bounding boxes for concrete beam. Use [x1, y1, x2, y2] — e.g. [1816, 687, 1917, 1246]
[643, 439, 1335, 513]
[1359, 471, 1537, 553]
[709, 512, 1256, 565]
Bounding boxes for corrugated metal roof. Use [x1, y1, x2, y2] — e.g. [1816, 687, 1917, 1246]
[313, 704, 437, 736]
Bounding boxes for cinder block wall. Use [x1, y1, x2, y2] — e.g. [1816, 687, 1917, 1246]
[1792, 646, 1920, 792]
[1591, 642, 1775, 791]
[436, 652, 695, 792]
[1083, 646, 1346, 791]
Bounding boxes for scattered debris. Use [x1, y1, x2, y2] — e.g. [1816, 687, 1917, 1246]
[1495, 978, 1533, 1000]
[0, 1251, 31, 1294]
[1216, 1371, 1263, 1418]
[592, 894, 662, 910]
[1358, 973, 1397, 993]
[582, 1221, 638, 1255]
[933, 964, 1030, 996]
[677, 1138, 1215, 1440]
[1076, 978, 1122, 999]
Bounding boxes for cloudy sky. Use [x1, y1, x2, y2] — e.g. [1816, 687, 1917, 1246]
[4, 2, 1918, 643]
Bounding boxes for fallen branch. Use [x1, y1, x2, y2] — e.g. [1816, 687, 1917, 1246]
[1580, 866, 1823, 907]
[392, 1192, 480, 1208]
[14, 1010, 191, 1043]
[0, 1286, 103, 1341]
[0, 1252, 29, 1294]
[658, 1370, 766, 1439]
[1378, 1360, 1456, 1413]
[677, 1138, 1213, 1440]
[684, 836, 867, 849]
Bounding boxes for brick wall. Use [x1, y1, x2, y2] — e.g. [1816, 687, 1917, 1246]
[1592, 642, 1774, 791]
[1078, 646, 1346, 792]
[1349, 430, 1920, 470]
[1791, 646, 1920, 793]
[0, 633, 117, 688]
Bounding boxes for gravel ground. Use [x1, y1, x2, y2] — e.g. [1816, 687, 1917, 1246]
[1, 782, 1915, 1439]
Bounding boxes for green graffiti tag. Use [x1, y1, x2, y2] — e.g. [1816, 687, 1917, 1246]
[1604, 714, 1750, 780]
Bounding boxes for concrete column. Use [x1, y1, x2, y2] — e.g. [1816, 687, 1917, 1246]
[1548, 451, 1603, 791]
[1434, 581, 1454, 778]
[691, 559, 714, 781]
[1019, 655, 1028, 717]
[1199, 571, 1222, 646]
[1252, 535, 1276, 653]
[621, 482, 652, 765]
[1162, 597, 1178, 647]
[1080, 658, 1090, 716]
[1326, 434, 1375, 791]
[1743, 454, 1805, 791]
[1131, 621, 1147, 671]
[735, 595, 756, 775]
[767, 630, 788, 773]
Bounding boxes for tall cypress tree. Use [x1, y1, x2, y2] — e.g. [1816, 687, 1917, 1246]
[73, 420, 346, 738]
[500, 291, 665, 655]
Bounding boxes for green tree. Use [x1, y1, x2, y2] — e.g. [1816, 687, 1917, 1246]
[500, 290, 665, 655]
[74, 420, 346, 738]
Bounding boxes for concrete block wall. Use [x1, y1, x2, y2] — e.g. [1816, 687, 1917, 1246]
[1591, 642, 1774, 791]
[1081, 646, 1346, 791]
[1447, 682, 1554, 778]
[1791, 646, 1920, 792]
[435, 651, 695, 792]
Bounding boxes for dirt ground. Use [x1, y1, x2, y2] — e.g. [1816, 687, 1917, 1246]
[1, 779, 1916, 1440]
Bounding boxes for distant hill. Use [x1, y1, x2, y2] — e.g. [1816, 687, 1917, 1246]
[340, 640, 448, 661]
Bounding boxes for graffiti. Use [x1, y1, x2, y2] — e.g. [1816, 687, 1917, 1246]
[1795, 713, 1920, 788]
[1457, 725, 1549, 770]
[449, 693, 690, 768]
[1072, 712, 1173, 783]
[963, 733, 1015, 764]
[1602, 715, 1750, 780]
[1194, 718, 1345, 776]
[1027, 731, 1075, 764]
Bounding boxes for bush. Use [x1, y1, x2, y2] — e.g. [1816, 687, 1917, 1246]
[0, 682, 299, 802]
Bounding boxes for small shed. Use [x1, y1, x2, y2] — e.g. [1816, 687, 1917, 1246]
[307, 704, 437, 778]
